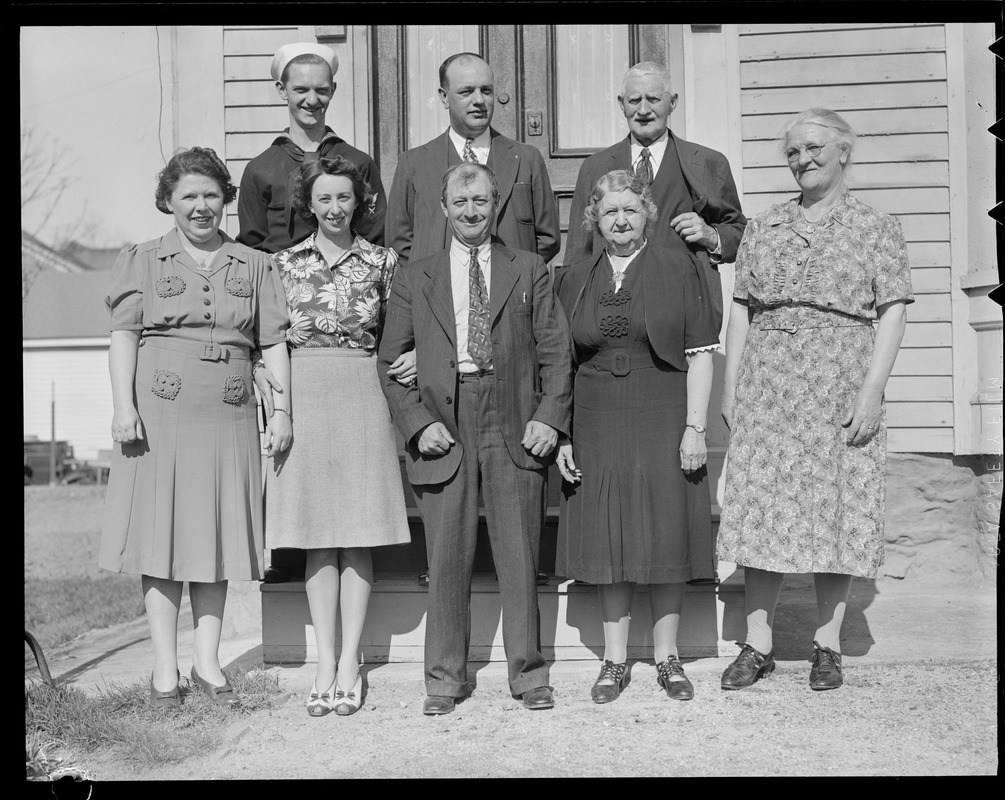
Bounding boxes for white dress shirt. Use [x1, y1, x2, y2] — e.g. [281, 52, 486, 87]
[449, 237, 492, 373]
[448, 127, 491, 165]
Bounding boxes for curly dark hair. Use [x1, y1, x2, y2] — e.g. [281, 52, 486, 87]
[292, 155, 373, 230]
[154, 147, 237, 214]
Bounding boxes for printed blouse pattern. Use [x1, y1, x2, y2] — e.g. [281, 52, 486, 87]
[275, 234, 399, 350]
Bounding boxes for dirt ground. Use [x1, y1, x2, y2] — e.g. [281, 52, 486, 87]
[25, 486, 999, 779]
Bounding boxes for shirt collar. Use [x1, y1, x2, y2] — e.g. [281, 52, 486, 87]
[766, 191, 856, 230]
[293, 231, 367, 263]
[630, 129, 669, 160]
[448, 127, 492, 160]
[450, 236, 491, 263]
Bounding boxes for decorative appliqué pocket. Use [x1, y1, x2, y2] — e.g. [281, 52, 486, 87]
[226, 277, 253, 298]
[151, 370, 182, 400]
[599, 315, 629, 338]
[222, 375, 247, 405]
[155, 276, 186, 297]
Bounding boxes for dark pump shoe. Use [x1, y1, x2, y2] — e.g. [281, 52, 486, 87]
[591, 660, 630, 704]
[190, 665, 239, 707]
[422, 695, 456, 716]
[809, 641, 844, 690]
[721, 643, 776, 690]
[655, 655, 694, 701]
[149, 675, 181, 709]
[521, 686, 555, 710]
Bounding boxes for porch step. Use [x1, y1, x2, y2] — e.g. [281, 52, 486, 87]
[261, 565, 746, 665]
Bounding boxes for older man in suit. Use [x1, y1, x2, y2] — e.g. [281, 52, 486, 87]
[378, 162, 572, 715]
[386, 52, 560, 269]
[564, 61, 746, 330]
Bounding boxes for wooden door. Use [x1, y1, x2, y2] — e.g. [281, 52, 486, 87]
[375, 24, 672, 266]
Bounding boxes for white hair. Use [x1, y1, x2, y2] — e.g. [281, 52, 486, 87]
[619, 61, 674, 99]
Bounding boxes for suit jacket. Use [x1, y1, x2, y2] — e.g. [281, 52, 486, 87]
[385, 129, 561, 268]
[555, 244, 720, 373]
[378, 242, 573, 486]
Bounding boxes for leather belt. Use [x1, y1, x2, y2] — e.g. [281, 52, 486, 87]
[458, 370, 494, 382]
[581, 348, 656, 377]
[140, 336, 250, 362]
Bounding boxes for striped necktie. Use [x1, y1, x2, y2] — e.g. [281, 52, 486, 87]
[467, 247, 492, 370]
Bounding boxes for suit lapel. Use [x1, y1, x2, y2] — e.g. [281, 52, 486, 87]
[671, 134, 708, 211]
[422, 251, 456, 344]
[487, 131, 518, 234]
[612, 136, 632, 170]
[489, 243, 519, 327]
[420, 132, 452, 249]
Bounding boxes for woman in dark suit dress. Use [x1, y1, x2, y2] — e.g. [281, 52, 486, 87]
[555, 170, 719, 703]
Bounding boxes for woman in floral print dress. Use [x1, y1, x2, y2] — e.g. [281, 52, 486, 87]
[717, 109, 913, 692]
[265, 156, 410, 717]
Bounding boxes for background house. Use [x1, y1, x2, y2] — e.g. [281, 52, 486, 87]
[22, 22, 1000, 659]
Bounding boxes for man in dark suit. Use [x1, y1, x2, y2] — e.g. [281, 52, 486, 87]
[378, 162, 573, 715]
[386, 52, 560, 269]
[564, 61, 746, 330]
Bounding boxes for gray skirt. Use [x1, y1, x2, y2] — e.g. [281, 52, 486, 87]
[264, 348, 411, 550]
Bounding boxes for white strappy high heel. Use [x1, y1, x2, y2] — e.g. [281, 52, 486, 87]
[306, 676, 337, 717]
[334, 673, 363, 716]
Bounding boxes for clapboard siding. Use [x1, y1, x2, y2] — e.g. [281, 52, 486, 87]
[739, 23, 953, 453]
[742, 107, 949, 140]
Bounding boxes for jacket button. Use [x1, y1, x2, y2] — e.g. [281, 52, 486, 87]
[203, 298, 211, 306]
[203, 285, 210, 292]
[446, 397, 452, 405]
[204, 312, 212, 320]
[449, 360, 455, 368]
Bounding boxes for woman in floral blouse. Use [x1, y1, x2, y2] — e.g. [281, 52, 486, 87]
[717, 109, 913, 691]
[264, 156, 410, 717]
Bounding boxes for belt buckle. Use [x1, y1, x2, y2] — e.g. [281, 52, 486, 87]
[610, 350, 630, 377]
[201, 343, 222, 361]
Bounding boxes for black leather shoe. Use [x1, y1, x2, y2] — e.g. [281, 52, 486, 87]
[422, 695, 456, 716]
[809, 641, 843, 690]
[591, 660, 630, 704]
[655, 655, 694, 701]
[721, 643, 776, 690]
[263, 566, 289, 584]
[521, 686, 555, 710]
[149, 674, 181, 709]
[190, 666, 239, 707]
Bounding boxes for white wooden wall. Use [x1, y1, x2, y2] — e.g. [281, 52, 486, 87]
[23, 346, 114, 462]
[737, 23, 956, 453]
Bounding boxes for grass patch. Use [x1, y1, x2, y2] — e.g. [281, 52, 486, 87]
[26, 667, 286, 780]
[24, 576, 145, 655]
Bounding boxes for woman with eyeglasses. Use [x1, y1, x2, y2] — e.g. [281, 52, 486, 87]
[716, 108, 913, 691]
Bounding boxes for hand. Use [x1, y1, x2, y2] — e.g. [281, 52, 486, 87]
[111, 406, 144, 444]
[416, 422, 455, 456]
[670, 212, 717, 251]
[555, 442, 581, 484]
[254, 364, 283, 418]
[721, 392, 735, 430]
[679, 427, 707, 474]
[388, 349, 418, 387]
[842, 387, 883, 446]
[521, 421, 558, 458]
[265, 411, 293, 457]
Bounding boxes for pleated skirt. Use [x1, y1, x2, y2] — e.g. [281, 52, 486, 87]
[555, 361, 715, 585]
[264, 348, 411, 550]
[99, 337, 264, 582]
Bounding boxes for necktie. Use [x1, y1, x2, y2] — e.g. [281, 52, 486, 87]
[467, 247, 492, 370]
[636, 147, 653, 185]
[462, 138, 478, 164]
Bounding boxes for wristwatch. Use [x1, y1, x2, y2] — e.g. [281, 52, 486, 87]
[686, 423, 706, 434]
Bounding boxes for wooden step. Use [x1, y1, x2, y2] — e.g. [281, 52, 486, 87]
[261, 564, 745, 665]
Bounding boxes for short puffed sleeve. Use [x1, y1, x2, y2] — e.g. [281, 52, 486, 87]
[684, 260, 721, 354]
[873, 213, 915, 308]
[104, 243, 145, 331]
[731, 216, 758, 303]
[253, 250, 290, 347]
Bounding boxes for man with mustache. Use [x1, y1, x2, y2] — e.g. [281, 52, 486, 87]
[563, 61, 747, 331]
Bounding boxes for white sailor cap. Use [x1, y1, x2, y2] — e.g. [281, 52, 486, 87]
[270, 43, 339, 83]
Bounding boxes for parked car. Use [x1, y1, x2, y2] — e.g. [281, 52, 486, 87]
[23, 438, 75, 485]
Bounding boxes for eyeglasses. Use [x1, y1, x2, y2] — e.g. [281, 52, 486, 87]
[785, 142, 832, 163]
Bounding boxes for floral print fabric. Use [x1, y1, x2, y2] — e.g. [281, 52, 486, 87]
[274, 234, 398, 350]
[717, 193, 913, 579]
[732, 192, 914, 320]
